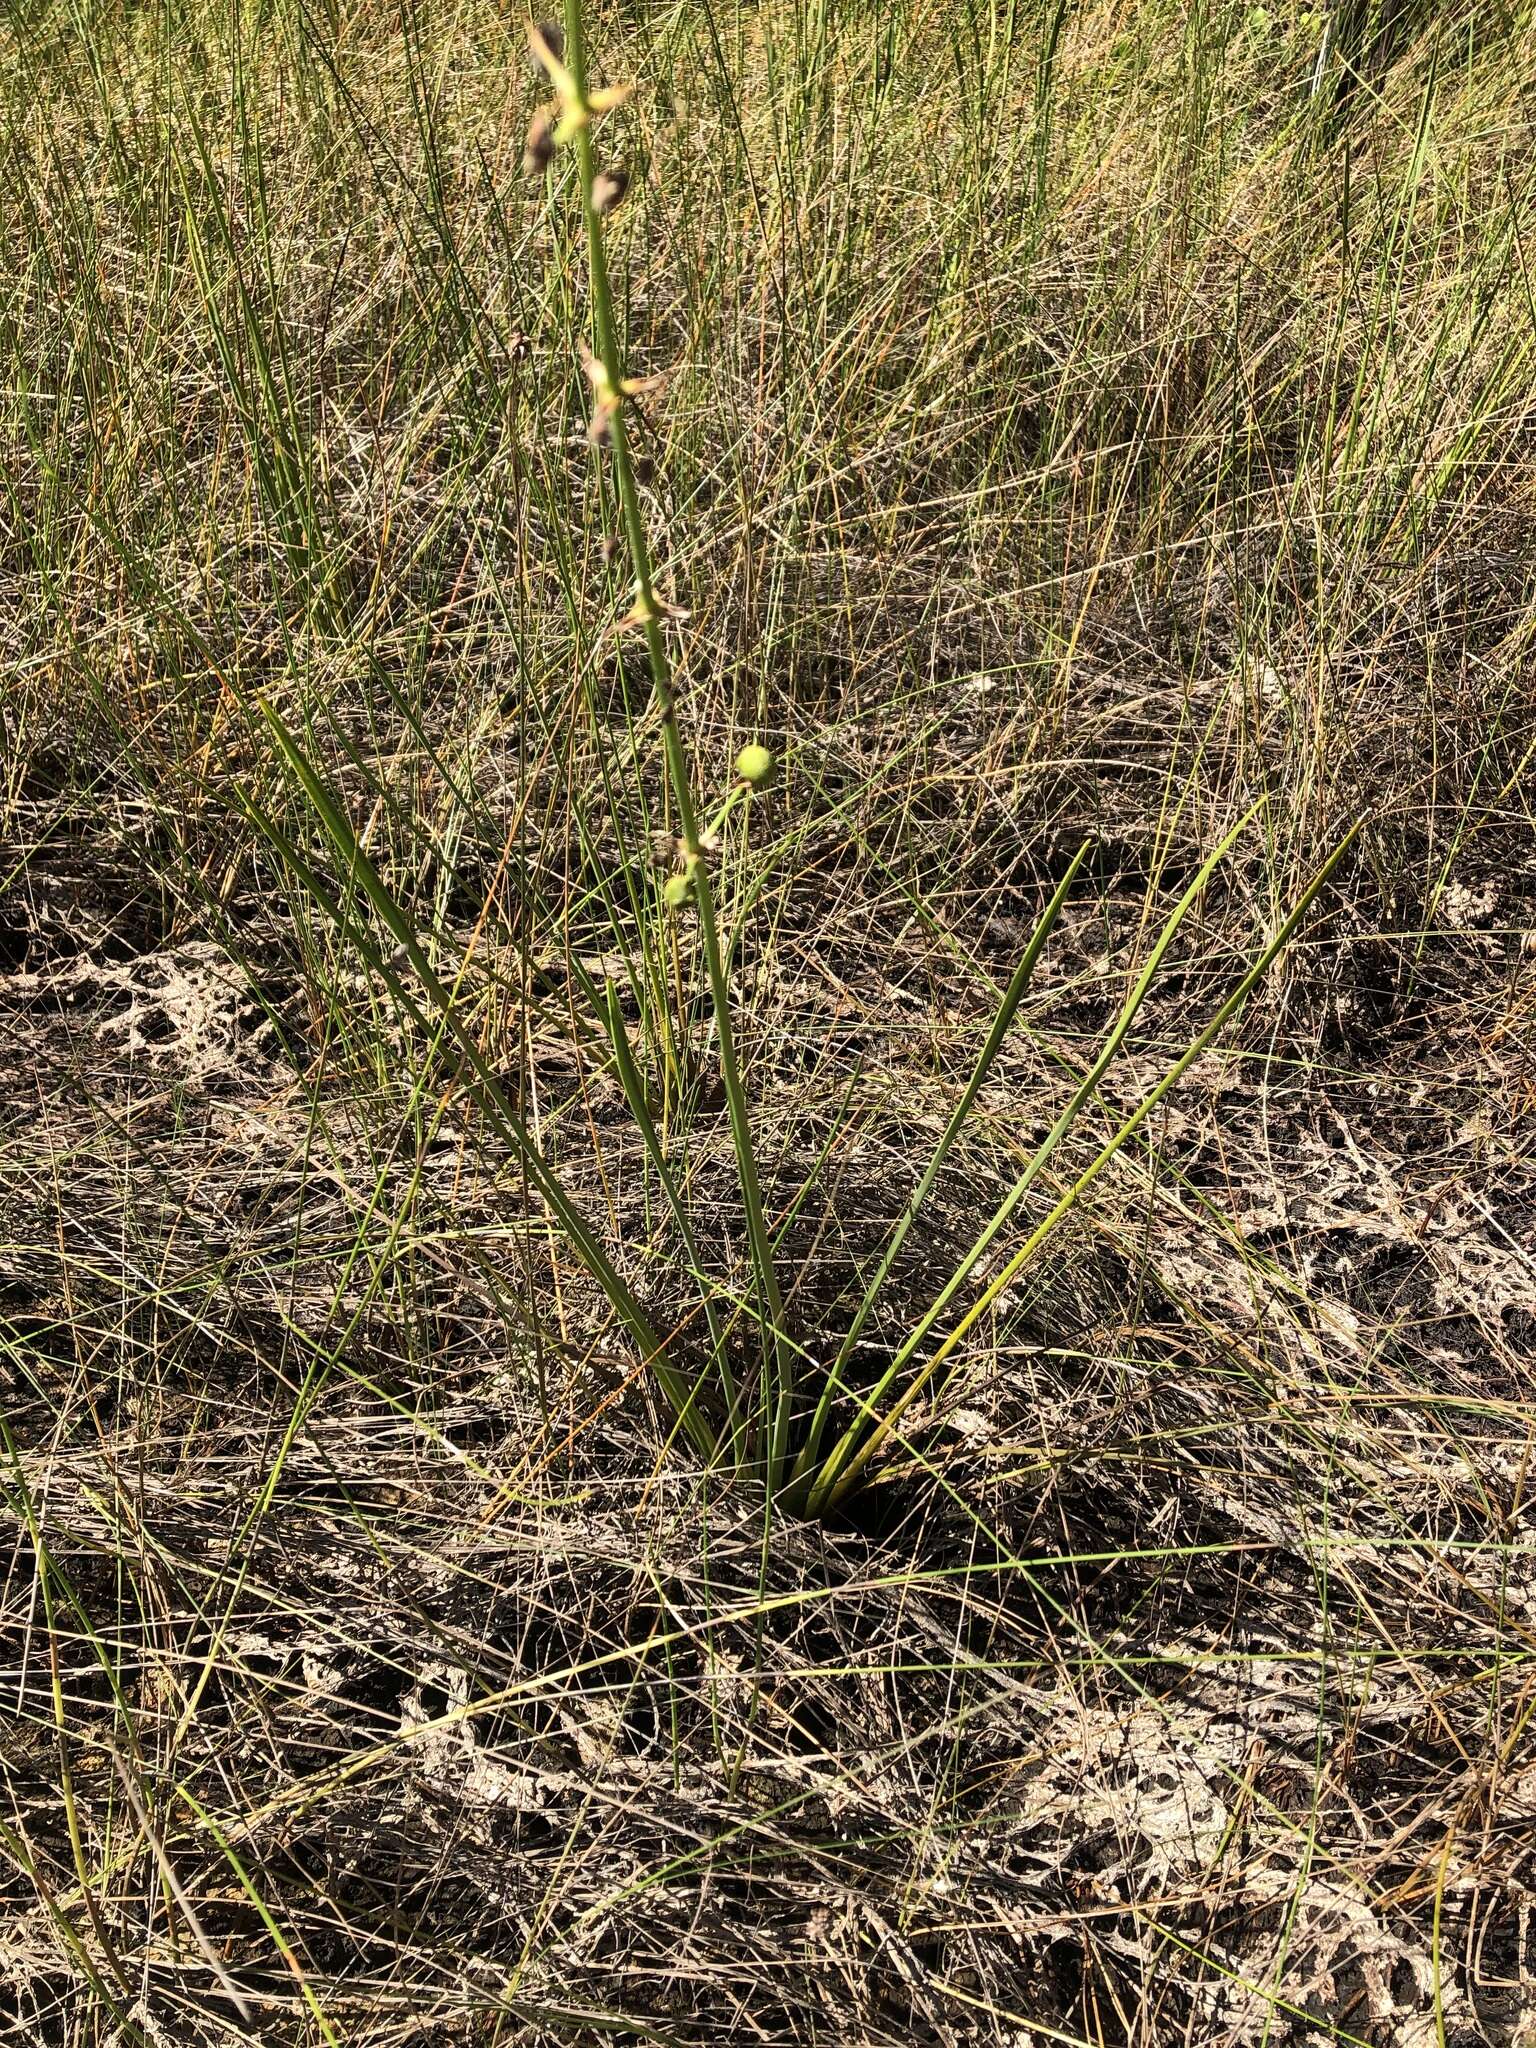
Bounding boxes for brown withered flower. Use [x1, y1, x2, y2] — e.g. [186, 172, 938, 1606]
[592, 166, 630, 216]
[523, 107, 556, 176]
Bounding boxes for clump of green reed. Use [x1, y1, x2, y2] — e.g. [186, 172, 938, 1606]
[255, 0, 1357, 1519]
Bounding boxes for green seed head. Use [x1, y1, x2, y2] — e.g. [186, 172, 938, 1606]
[663, 872, 694, 909]
[735, 743, 774, 788]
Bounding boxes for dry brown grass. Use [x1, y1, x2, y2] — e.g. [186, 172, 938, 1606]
[2, 0, 1536, 2040]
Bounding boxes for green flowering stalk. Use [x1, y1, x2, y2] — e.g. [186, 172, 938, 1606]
[257, 8, 1355, 1522]
[531, 6, 794, 1486]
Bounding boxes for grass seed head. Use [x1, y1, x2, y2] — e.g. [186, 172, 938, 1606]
[593, 166, 630, 216]
[523, 107, 556, 175]
[735, 743, 774, 788]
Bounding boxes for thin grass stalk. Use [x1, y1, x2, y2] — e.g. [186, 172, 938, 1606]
[248, 710, 716, 1459]
[807, 821, 1361, 1513]
[790, 839, 1089, 1484]
[549, 0, 793, 1485]
[789, 805, 1263, 1509]
[591, 970, 744, 1456]
[110, 1758, 256, 2028]
[0, 1431, 137, 2012]
[170, 1786, 344, 2047]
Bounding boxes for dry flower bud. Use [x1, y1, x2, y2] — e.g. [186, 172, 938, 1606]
[592, 167, 630, 216]
[632, 454, 655, 486]
[523, 107, 556, 175]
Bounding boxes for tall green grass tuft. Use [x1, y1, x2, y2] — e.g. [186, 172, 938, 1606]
[254, 0, 1359, 1518]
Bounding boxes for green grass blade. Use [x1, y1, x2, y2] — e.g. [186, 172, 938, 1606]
[791, 839, 1089, 1483]
[809, 821, 1361, 1512]
[798, 805, 1262, 1505]
[250, 708, 717, 1460]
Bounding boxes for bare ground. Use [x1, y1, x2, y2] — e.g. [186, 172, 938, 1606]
[4, 669, 1535, 2045]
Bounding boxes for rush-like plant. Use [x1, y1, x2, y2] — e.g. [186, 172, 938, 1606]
[253, 0, 1357, 1519]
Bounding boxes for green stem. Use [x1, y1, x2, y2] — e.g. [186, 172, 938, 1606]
[801, 805, 1263, 1508]
[808, 822, 1360, 1513]
[253, 711, 717, 1460]
[788, 840, 1088, 1489]
[558, 0, 792, 1485]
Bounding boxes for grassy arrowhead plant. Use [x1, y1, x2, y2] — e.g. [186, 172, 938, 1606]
[253, 0, 1358, 1519]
